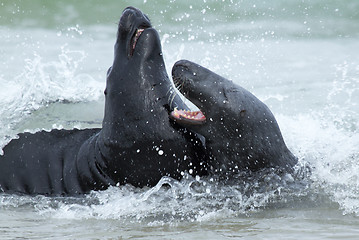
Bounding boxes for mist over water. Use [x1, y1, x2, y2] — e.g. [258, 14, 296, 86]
[0, 0, 359, 239]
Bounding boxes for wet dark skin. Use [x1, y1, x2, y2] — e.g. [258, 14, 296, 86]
[170, 60, 297, 176]
[0, 7, 206, 195]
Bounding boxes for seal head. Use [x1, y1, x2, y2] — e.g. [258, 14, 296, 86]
[98, 9, 206, 187]
[170, 60, 297, 175]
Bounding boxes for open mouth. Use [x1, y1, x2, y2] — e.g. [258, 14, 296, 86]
[130, 28, 145, 56]
[170, 107, 206, 125]
[169, 71, 206, 125]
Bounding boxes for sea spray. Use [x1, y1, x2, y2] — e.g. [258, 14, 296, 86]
[0, 46, 103, 151]
[0, 167, 311, 225]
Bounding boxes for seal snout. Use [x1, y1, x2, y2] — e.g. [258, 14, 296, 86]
[119, 6, 152, 57]
[172, 61, 195, 94]
[170, 60, 207, 126]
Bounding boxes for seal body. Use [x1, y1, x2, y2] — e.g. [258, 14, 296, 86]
[170, 60, 297, 176]
[0, 7, 205, 195]
[0, 129, 106, 194]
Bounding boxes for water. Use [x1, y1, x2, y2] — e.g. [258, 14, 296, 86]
[1, 0, 359, 239]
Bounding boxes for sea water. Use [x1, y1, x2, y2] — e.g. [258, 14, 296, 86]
[0, 0, 358, 239]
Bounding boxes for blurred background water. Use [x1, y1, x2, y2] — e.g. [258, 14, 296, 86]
[0, 0, 358, 239]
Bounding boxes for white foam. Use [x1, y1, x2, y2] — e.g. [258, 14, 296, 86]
[0, 46, 104, 150]
[277, 111, 359, 215]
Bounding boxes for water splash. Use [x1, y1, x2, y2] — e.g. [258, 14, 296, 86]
[0, 45, 103, 150]
[275, 60, 359, 216]
[0, 165, 312, 225]
[327, 61, 358, 132]
[319, 61, 359, 215]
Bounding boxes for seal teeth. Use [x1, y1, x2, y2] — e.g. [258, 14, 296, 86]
[169, 108, 206, 125]
[130, 28, 145, 56]
[133, 28, 144, 49]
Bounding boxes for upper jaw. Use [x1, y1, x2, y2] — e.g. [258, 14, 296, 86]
[170, 64, 208, 126]
[118, 7, 152, 58]
[172, 64, 204, 107]
[172, 62, 196, 98]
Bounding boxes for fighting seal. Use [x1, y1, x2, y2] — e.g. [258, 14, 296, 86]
[170, 60, 297, 176]
[0, 7, 205, 195]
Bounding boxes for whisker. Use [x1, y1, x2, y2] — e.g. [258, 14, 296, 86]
[166, 86, 173, 96]
[167, 78, 189, 109]
[166, 85, 177, 108]
[178, 82, 184, 92]
[169, 89, 177, 108]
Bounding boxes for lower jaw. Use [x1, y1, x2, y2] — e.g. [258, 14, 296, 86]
[169, 108, 206, 125]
